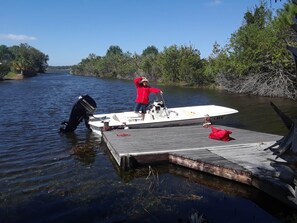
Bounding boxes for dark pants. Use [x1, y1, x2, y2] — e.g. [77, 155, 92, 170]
[134, 103, 148, 113]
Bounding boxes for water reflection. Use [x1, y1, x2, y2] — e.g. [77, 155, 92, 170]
[115, 163, 297, 222]
[61, 131, 99, 165]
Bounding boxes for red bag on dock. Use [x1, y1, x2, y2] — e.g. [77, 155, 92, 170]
[208, 126, 232, 141]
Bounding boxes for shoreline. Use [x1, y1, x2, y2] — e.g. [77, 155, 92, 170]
[1, 72, 38, 81]
[3, 74, 24, 80]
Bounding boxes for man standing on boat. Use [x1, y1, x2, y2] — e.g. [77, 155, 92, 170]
[134, 76, 162, 120]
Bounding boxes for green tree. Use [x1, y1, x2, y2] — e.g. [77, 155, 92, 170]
[210, 1, 297, 99]
[204, 42, 230, 79]
[106, 45, 123, 56]
[177, 45, 204, 85]
[141, 45, 160, 81]
[227, 1, 275, 75]
[273, 1, 297, 71]
[157, 45, 204, 85]
[157, 45, 180, 82]
[0, 45, 13, 62]
[0, 45, 13, 78]
[9, 43, 48, 75]
[142, 45, 159, 56]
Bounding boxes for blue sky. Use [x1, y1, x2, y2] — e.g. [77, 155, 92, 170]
[0, 0, 285, 66]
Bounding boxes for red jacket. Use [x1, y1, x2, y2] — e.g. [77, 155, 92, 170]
[134, 77, 161, 104]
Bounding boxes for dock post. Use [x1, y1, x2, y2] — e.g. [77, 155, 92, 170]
[120, 155, 131, 170]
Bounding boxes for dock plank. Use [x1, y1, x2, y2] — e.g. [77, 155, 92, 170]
[101, 124, 297, 208]
[102, 125, 281, 165]
[103, 125, 281, 154]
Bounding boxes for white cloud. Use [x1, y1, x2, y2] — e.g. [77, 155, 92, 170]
[0, 34, 37, 41]
[207, 0, 222, 7]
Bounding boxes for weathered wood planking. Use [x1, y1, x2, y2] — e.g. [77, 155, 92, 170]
[101, 124, 297, 208]
[102, 125, 281, 167]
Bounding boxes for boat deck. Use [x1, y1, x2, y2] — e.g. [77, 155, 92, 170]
[101, 124, 297, 208]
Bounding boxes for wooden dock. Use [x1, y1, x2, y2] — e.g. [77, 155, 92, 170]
[102, 124, 297, 208]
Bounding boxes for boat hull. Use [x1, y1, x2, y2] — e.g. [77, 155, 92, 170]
[88, 105, 238, 136]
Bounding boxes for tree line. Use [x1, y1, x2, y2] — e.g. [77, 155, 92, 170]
[71, 1, 297, 100]
[71, 42, 207, 86]
[0, 43, 48, 79]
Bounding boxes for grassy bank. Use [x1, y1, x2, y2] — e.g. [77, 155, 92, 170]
[3, 72, 24, 80]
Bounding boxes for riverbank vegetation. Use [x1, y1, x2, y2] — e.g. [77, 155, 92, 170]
[0, 43, 48, 80]
[71, 1, 297, 100]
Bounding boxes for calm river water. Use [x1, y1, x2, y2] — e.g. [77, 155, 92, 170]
[1, 73, 297, 223]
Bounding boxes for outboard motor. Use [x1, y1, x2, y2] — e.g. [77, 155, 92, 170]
[60, 95, 97, 133]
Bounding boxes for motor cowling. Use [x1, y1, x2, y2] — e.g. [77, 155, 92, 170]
[60, 95, 97, 133]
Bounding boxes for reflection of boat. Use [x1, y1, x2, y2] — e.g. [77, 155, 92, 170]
[88, 100, 239, 136]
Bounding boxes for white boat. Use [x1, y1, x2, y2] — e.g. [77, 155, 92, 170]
[88, 100, 238, 136]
